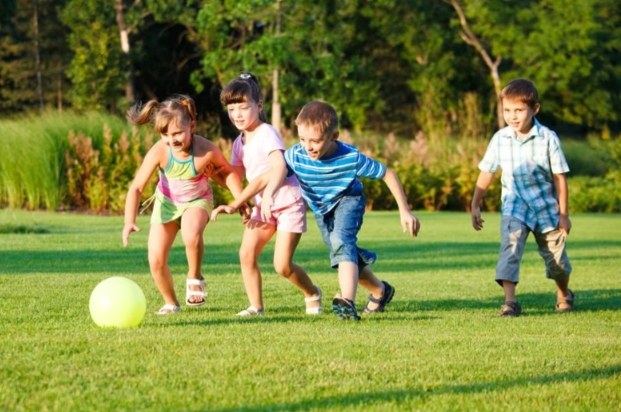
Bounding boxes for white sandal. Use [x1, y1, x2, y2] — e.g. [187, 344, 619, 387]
[305, 286, 323, 315]
[186, 278, 207, 306]
[236, 306, 264, 317]
[156, 304, 180, 316]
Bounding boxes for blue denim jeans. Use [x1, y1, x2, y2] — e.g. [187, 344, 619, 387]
[315, 195, 377, 269]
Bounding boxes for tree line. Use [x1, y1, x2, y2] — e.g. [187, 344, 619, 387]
[1, 0, 620, 139]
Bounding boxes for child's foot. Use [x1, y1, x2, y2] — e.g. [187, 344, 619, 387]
[363, 281, 395, 314]
[499, 301, 521, 317]
[186, 278, 206, 306]
[332, 295, 360, 320]
[304, 286, 323, 315]
[556, 289, 575, 312]
[236, 306, 264, 317]
[156, 304, 180, 316]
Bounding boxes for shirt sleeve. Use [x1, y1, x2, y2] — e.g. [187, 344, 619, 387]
[478, 134, 500, 173]
[548, 132, 570, 174]
[230, 135, 244, 167]
[356, 152, 387, 179]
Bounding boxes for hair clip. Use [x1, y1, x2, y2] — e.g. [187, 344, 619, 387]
[239, 72, 253, 80]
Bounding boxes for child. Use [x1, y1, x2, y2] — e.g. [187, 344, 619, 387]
[211, 72, 322, 316]
[471, 78, 573, 317]
[218, 100, 421, 320]
[122, 94, 243, 315]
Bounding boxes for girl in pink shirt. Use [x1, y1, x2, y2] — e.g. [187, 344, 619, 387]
[212, 72, 322, 316]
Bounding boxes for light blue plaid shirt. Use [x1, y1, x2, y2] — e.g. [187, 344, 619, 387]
[479, 119, 569, 233]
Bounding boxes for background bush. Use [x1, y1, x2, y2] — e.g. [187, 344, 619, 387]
[2, 112, 618, 214]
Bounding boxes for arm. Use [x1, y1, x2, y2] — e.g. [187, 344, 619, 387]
[382, 168, 420, 237]
[211, 170, 272, 221]
[122, 146, 161, 247]
[258, 150, 287, 220]
[470, 171, 494, 231]
[553, 172, 571, 234]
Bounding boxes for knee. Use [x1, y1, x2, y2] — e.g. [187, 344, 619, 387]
[239, 247, 257, 267]
[148, 253, 166, 272]
[273, 258, 293, 278]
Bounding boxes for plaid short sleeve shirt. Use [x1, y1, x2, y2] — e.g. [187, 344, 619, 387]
[478, 119, 570, 233]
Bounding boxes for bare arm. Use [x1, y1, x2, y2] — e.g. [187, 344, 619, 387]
[470, 171, 494, 231]
[259, 151, 287, 220]
[382, 168, 420, 237]
[553, 172, 571, 234]
[122, 144, 161, 246]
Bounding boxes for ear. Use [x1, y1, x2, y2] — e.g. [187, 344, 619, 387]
[190, 120, 196, 132]
[532, 103, 541, 115]
[332, 131, 339, 141]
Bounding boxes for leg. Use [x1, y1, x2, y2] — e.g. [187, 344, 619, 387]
[359, 265, 395, 313]
[496, 217, 528, 316]
[238, 219, 273, 311]
[534, 229, 573, 311]
[273, 231, 321, 311]
[180, 207, 209, 305]
[148, 222, 179, 307]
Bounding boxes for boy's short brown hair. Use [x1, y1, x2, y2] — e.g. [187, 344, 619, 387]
[500, 78, 539, 109]
[295, 101, 339, 138]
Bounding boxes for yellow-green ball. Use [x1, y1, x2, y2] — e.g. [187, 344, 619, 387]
[89, 277, 147, 328]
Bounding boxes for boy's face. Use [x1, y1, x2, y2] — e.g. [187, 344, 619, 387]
[502, 98, 540, 136]
[297, 124, 338, 160]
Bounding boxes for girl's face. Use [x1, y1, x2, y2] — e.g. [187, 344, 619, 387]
[161, 119, 194, 152]
[502, 98, 540, 136]
[297, 124, 338, 160]
[226, 98, 262, 132]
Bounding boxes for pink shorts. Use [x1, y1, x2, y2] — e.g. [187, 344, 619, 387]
[250, 197, 307, 233]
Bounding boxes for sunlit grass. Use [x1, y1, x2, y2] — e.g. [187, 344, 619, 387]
[0, 209, 620, 411]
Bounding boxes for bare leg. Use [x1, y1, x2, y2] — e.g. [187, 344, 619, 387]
[148, 222, 179, 306]
[502, 280, 517, 303]
[238, 220, 273, 310]
[358, 265, 384, 311]
[273, 230, 321, 310]
[337, 261, 359, 302]
[180, 207, 209, 304]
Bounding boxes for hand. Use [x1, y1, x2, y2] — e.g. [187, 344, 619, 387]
[260, 197, 274, 222]
[122, 223, 140, 247]
[401, 213, 421, 237]
[559, 215, 572, 234]
[237, 203, 250, 225]
[471, 206, 484, 231]
[210, 205, 237, 222]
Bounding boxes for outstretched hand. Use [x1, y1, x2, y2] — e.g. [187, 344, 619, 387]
[401, 213, 421, 237]
[210, 205, 237, 222]
[122, 223, 140, 247]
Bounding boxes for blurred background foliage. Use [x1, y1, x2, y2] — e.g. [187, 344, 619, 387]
[0, 0, 619, 213]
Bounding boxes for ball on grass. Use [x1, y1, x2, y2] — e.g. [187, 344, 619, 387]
[89, 276, 146, 328]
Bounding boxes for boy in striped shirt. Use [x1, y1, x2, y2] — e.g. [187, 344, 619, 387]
[471, 78, 573, 317]
[287, 101, 420, 320]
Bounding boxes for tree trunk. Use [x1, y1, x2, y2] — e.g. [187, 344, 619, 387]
[271, 0, 282, 132]
[114, 0, 134, 103]
[447, 0, 504, 129]
[32, 0, 44, 111]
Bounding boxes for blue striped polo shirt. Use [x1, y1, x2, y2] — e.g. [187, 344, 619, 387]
[478, 118, 570, 232]
[285, 141, 387, 215]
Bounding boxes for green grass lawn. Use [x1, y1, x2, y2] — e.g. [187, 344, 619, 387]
[0, 209, 620, 411]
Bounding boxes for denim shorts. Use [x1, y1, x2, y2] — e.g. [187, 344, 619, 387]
[496, 216, 572, 284]
[314, 195, 377, 269]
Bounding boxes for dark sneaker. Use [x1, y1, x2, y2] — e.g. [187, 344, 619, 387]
[499, 301, 522, 317]
[363, 281, 395, 314]
[332, 296, 360, 321]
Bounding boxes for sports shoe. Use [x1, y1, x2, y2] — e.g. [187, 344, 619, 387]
[332, 296, 360, 320]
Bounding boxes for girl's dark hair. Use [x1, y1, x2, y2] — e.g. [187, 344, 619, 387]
[220, 72, 267, 122]
[127, 94, 197, 134]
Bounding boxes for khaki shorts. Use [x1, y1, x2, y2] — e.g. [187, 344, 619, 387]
[496, 216, 572, 284]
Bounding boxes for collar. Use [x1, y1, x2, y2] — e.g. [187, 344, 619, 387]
[499, 118, 542, 141]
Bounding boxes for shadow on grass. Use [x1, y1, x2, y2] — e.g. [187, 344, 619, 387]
[210, 364, 621, 412]
[393, 288, 621, 315]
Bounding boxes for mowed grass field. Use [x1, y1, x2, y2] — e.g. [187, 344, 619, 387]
[0, 209, 619, 411]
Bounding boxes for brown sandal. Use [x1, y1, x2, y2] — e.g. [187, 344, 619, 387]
[499, 301, 522, 317]
[556, 289, 575, 312]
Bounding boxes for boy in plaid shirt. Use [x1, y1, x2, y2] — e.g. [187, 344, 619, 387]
[471, 78, 573, 317]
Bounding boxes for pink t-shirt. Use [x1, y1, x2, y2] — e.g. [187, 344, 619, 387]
[231, 123, 302, 209]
